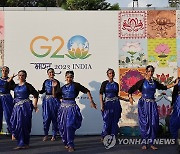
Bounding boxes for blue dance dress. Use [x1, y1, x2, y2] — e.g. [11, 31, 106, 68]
[0, 77, 14, 133]
[39, 79, 60, 137]
[9, 82, 38, 147]
[100, 80, 122, 138]
[170, 80, 180, 139]
[57, 82, 89, 148]
[128, 79, 167, 144]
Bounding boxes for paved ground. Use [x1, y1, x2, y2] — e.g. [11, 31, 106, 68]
[0, 135, 179, 154]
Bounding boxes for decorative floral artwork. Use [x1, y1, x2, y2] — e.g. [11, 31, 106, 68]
[157, 104, 171, 119]
[154, 73, 174, 85]
[153, 67, 177, 96]
[147, 10, 176, 38]
[155, 44, 170, 57]
[0, 12, 4, 133]
[176, 10, 180, 38]
[148, 39, 176, 67]
[118, 9, 179, 133]
[119, 39, 148, 68]
[119, 11, 147, 39]
[0, 12, 4, 67]
[176, 39, 180, 67]
[119, 68, 145, 96]
[155, 91, 172, 134]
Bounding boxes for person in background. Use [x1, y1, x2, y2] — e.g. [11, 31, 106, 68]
[39, 68, 61, 141]
[55, 70, 97, 152]
[99, 68, 129, 140]
[128, 65, 178, 150]
[7, 70, 39, 149]
[0, 66, 14, 134]
[170, 77, 180, 140]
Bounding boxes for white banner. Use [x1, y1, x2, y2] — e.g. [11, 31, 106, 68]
[4, 11, 119, 135]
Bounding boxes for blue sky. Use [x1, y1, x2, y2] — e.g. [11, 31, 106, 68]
[107, 0, 169, 7]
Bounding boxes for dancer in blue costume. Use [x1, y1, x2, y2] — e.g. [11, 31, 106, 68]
[7, 70, 39, 149]
[170, 77, 180, 139]
[0, 66, 14, 134]
[39, 68, 61, 141]
[128, 65, 178, 150]
[55, 71, 97, 152]
[100, 68, 129, 140]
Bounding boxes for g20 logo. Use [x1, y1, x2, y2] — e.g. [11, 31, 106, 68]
[30, 35, 91, 59]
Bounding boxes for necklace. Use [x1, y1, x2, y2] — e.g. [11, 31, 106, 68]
[0, 77, 8, 81]
[147, 79, 154, 85]
[19, 82, 25, 86]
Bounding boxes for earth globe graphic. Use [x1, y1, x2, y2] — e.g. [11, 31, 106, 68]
[67, 35, 89, 52]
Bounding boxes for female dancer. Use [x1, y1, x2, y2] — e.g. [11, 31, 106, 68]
[170, 78, 180, 139]
[0, 66, 14, 134]
[100, 68, 129, 139]
[55, 70, 97, 152]
[7, 70, 39, 149]
[128, 65, 178, 150]
[39, 68, 60, 141]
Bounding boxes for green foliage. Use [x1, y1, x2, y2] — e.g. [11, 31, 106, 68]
[56, 0, 67, 7]
[66, 0, 111, 10]
[0, 0, 7, 7]
[108, 3, 120, 10]
[2, 0, 57, 7]
[169, 0, 180, 7]
[0, 0, 120, 10]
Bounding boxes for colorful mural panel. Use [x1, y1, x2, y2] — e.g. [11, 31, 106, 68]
[119, 11, 147, 39]
[119, 68, 146, 97]
[147, 10, 176, 39]
[119, 10, 179, 130]
[148, 39, 176, 68]
[119, 39, 147, 68]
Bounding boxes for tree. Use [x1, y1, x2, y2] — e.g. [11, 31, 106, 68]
[56, 0, 66, 7]
[108, 3, 120, 10]
[0, 0, 7, 7]
[0, 0, 120, 10]
[5, 0, 57, 7]
[168, 0, 180, 7]
[66, 0, 111, 10]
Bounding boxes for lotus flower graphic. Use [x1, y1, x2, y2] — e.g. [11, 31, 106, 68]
[155, 43, 170, 58]
[157, 104, 171, 119]
[66, 35, 91, 59]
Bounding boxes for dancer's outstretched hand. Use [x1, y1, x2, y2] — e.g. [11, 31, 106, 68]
[129, 97, 134, 105]
[90, 101, 97, 109]
[34, 106, 39, 113]
[175, 78, 179, 85]
[101, 105, 104, 112]
[7, 73, 17, 82]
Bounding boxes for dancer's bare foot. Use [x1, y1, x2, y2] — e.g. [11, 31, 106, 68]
[141, 145, 147, 150]
[150, 145, 158, 150]
[100, 138, 103, 142]
[12, 135, 16, 141]
[64, 145, 69, 149]
[22, 145, 30, 149]
[51, 136, 56, 141]
[42, 136, 48, 141]
[68, 147, 75, 152]
[13, 146, 22, 150]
